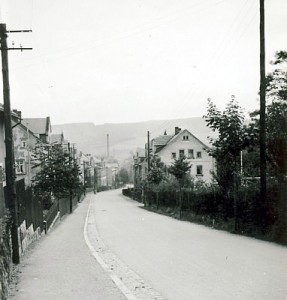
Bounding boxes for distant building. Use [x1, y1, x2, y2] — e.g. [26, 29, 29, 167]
[133, 148, 147, 188]
[151, 127, 215, 183]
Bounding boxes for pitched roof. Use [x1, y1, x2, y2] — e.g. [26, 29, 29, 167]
[22, 117, 50, 135]
[156, 129, 210, 154]
[152, 135, 173, 145]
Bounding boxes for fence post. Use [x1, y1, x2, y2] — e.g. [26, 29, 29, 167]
[156, 191, 159, 210]
[43, 220, 47, 234]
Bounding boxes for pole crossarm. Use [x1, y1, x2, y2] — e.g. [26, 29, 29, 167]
[6, 30, 32, 33]
[0, 48, 33, 50]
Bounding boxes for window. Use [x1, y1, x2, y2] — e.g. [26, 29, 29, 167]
[179, 149, 185, 158]
[172, 152, 176, 159]
[15, 160, 26, 174]
[196, 165, 203, 176]
[21, 141, 27, 148]
[188, 149, 194, 159]
[197, 151, 202, 158]
[183, 135, 189, 141]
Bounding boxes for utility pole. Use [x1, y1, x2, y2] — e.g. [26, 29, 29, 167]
[147, 131, 150, 173]
[0, 23, 32, 264]
[107, 134, 110, 158]
[259, 0, 267, 227]
[68, 142, 73, 213]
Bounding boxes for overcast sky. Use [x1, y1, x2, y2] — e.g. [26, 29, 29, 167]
[0, 0, 286, 126]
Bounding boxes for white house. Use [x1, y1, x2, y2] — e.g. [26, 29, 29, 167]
[151, 127, 215, 183]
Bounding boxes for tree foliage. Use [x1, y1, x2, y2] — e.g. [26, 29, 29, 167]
[266, 51, 287, 180]
[116, 167, 130, 184]
[32, 144, 83, 208]
[246, 51, 287, 180]
[204, 96, 245, 192]
[168, 155, 191, 186]
[148, 155, 166, 185]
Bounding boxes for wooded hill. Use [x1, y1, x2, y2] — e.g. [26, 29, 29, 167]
[52, 117, 215, 162]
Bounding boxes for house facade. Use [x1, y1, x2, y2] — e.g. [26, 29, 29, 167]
[151, 127, 215, 183]
[13, 121, 43, 186]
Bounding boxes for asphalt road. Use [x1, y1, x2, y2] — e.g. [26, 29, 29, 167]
[92, 189, 287, 300]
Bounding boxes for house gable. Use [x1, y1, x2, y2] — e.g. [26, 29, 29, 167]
[157, 129, 210, 157]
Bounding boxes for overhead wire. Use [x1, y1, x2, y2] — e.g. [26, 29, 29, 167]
[148, 0, 258, 137]
[11, 0, 230, 70]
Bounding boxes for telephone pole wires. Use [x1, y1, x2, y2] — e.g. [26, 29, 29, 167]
[147, 131, 151, 174]
[0, 23, 32, 264]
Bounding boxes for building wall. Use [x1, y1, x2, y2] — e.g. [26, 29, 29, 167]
[158, 131, 215, 183]
[13, 125, 41, 186]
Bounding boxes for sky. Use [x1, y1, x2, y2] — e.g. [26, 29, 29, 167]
[0, 0, 286, 126]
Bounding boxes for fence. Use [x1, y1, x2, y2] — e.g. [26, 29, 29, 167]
[123, 186, 264, 233]
[43, 201, 59, 233]
[15, 179, 43, 232]
[44, 191, 84, 232]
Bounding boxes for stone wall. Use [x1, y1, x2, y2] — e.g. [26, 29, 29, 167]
[19, 220, 42, 255]
[0, 217, 12, 300]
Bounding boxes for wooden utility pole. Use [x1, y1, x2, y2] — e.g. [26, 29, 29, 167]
[0, 24, 32, 264]
[147, 131, 150, 173]
[0, 23, 19, 264]
[68, 142, 73, 213]
[259, 0, 267, 225]
[107, 134, 110, 158]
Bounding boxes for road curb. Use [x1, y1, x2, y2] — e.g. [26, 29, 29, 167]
[83, 194, 138, 300]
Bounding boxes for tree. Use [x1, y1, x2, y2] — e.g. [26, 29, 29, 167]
[116, 168, 130, 185]
[239, 51, 287, 238]
[168, 155, 191, 217]
[168, 156, 191, 184]
[265, 51, 287, 180]
[147, 155, 166, 185]
[204, 96, 246, 230]
[204, 96, 245, 194]
[265, 51, 287, 241]
[32, 144, 83, 210]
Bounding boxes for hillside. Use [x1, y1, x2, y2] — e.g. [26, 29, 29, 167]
[52, 117, 215, 162]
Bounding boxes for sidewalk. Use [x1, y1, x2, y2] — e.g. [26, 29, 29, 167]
[9, 194, 127, 300]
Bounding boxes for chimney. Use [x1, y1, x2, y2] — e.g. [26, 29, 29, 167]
[12, 109, 21, 119]
[175, 126, 181, 135]
[107, 134, 110, 158]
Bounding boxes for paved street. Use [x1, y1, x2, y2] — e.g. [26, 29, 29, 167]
[9, 197, 127, 300]
[91, 189, 287, 300]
